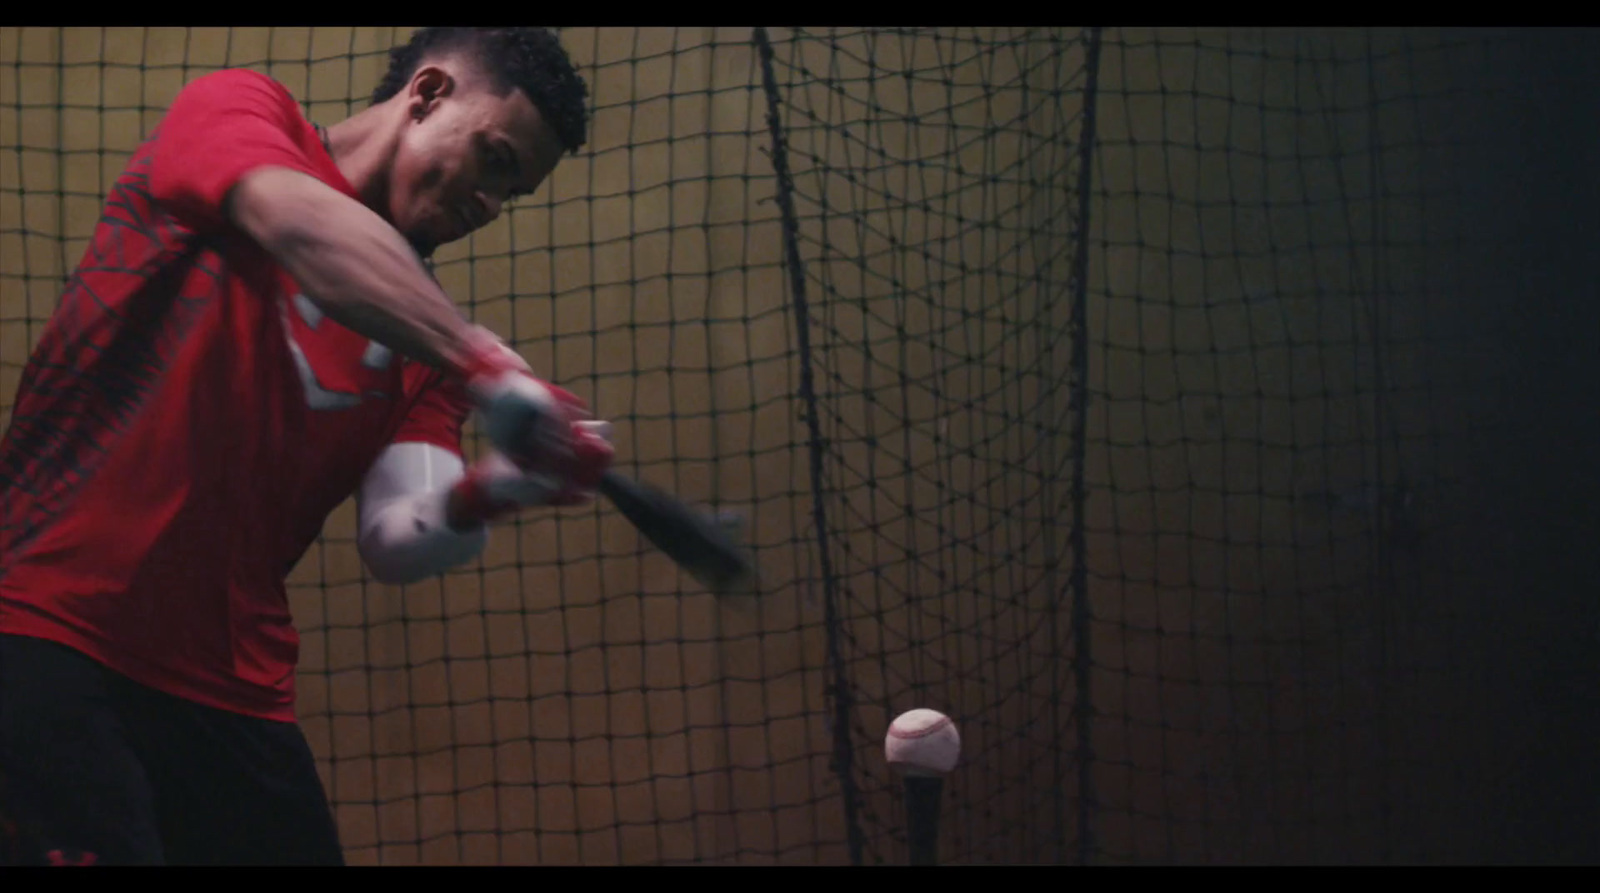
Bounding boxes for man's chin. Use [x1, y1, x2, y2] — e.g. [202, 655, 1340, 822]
[407, 234, 438, 261]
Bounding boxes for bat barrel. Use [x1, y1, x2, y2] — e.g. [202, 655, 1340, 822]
[597, 471, 755, 595]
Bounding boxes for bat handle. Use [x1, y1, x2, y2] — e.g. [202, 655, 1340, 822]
[596, 470, 626, 500]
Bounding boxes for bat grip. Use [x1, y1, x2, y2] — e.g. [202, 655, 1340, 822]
[596, 471, 636, 509]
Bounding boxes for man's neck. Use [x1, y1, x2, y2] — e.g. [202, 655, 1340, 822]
[319, 107, 396, 221]
[315, 104, 436, 260]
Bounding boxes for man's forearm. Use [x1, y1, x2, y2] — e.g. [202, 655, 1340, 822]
[227, 166, 480, 376]
[359, 484, 490, 585]
[356, 442, 490, 586]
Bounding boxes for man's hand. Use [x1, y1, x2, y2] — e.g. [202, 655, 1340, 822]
[444, 419, 615, 531]
[456, 326, 599, 474]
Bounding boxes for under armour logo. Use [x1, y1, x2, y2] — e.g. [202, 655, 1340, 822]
[46, 848, 98, 866]
[282, 292, 395, 410]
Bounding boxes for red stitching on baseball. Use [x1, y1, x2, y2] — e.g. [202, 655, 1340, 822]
[889, 716, 951, 739]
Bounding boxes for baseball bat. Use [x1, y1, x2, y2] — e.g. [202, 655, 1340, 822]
[596, 470, 755, 596]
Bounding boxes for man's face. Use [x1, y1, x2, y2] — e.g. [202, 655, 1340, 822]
[387, 61, 565, 256]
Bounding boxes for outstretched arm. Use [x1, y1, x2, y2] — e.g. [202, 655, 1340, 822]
[147, 68, 568, 468]
[228, 167, 486, 378]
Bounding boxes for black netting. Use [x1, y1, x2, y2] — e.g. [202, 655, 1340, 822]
[2, 26, 1586, 865]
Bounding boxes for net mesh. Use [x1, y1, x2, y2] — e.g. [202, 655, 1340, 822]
[0, 26, 1540, 864]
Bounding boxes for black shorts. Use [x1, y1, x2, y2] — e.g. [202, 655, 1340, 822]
[0, 633, 344, 866]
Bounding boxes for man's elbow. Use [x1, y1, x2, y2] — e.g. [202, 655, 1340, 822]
[357, 534, 417, 586]
[357, 520, 489, 587]
[361, 554, 427, 588]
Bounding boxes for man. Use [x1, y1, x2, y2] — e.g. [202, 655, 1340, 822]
[0, 27, 608, 866]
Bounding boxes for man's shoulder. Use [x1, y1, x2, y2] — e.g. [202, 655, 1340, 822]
[171, 67, 300, 114]
[187, 67, 290, 93]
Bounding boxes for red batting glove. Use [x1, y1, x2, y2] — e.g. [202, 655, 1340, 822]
[546, 419, 615, 506]
[444, 453, 545, 530]
[444, 420, 615, 528]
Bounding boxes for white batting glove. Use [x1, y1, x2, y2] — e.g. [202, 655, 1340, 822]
[455, 326, 574, 471]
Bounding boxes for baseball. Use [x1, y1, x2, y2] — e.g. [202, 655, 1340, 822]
[884, 708, 961, 775]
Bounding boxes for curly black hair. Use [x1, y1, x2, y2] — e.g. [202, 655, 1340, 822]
[371, 27, 589, 154]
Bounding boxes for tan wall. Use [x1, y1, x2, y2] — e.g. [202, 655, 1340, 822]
[1, 26, 1519, 865]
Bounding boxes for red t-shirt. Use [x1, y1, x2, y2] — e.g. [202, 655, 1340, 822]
[0, 69, 472, 723]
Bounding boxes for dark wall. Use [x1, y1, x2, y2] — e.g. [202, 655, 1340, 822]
[1471, 28, 1600, 864]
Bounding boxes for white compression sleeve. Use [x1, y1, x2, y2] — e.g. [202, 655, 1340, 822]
[357, 441, 489, 585]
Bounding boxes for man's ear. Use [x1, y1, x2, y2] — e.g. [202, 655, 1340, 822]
[406, 64, 455, 121]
